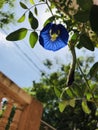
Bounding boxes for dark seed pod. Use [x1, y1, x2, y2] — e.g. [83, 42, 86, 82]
[66, 69, 75, 86]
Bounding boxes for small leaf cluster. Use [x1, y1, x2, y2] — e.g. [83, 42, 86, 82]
[6, 1, 39, 48]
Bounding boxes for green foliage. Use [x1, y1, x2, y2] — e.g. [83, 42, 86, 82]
[0, 12, 14, 28]
[49, 0, 98, 49]
[89, 62, 98, 80]
[6, 1, 39, 47]
[59, 100, 68, 113]
[5, 106, 16, 130]
[0, 0, 15, 28]
[89, 5, 98, 35]
[77, 33, 94, 51]
[82, 100, 91, 114]
[0, 100, 7, 118]
[44, 15, 56, 26]
[24, 56, 98, 130]
[20, 1, 28, 9]
[28, 11, 39, 29]
[6, 28, 28, 41]
[74, 10, 90, 23]
[18, 14, 26, 23]
[59, 99, 75, 112]
[54, 86, 61, 98]
[34, 6, 38, 16]
[29, 31, 38, 48]
[0, 0, 15, 8]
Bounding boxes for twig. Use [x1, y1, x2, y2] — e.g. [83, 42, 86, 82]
[41, 120, 56, 130]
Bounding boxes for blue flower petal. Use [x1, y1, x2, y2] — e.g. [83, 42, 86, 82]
[41, 23, 52, 34]
[39, 23, 69, 51]
[58, 24, 69, 42]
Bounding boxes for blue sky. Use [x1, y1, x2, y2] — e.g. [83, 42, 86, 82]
[0, 0, 98, 87]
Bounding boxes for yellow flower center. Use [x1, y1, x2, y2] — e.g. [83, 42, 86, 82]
[50, 30, 60, 41]
[51, 33, 58, 41]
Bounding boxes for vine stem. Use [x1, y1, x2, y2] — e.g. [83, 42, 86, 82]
[77, 59, 96, 103]
[23, 0, 53, 16]
[24, 2, 46, 14]
[23, 0, 56, 23]
[46, 0, 54, 16]
[46, 0, 57, 23]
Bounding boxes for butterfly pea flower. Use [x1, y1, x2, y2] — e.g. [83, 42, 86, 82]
[39, 23, 69, 51]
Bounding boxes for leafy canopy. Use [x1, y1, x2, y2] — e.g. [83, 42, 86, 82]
[24, 56, 98, 130]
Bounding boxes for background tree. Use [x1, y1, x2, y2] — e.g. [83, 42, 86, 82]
[0, 0, 15, 28]
[24, 56, 98, 130]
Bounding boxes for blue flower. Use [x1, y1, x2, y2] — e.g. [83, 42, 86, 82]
[39, 23, 69, 51]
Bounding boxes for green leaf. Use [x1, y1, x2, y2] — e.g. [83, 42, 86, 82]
[66, 87, 74, 98]
[20, 2, 28, 9]
[72, 84, 84, 97]
[89, 62, 98, 78]
[34, 7, 38, 16]
[59, 101, 68, 112]
[59, 99, 75, 112]
[74, 10, 89, 22]
[29, 0, 35, 5]
[69, 99, 75, 108]
[71, 33, 78, 42]
[82, 100, 91, 114]
[29, 31, 38, 48]
[78, 34, 94, 51]
[86, 93, 92, 100]
[54, 87, 61, 98]
[6, 28, 28, 41]
[44, 16, 56, 26]
[18, 14, 25, 23]
[29, 11, 38, 29]
[95, 108, 98, 116]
